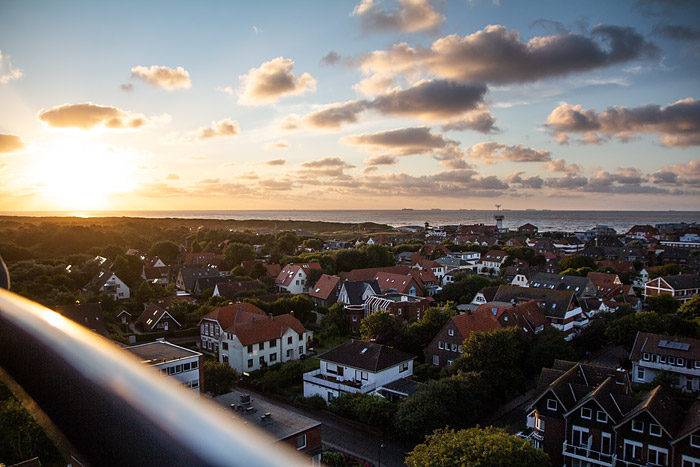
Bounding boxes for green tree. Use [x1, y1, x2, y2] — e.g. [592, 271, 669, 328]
[359, 311, 398, 343]
[680, 296, 700, 320]
[557, 254, 596, 272]
[329, 393, 396, 429]
[524, 327, 576, 377]
[646, 294, 681, 315]
[321, 302, 350, 337]
[202, 361, 239, 396]
[148, 241, 180, 264]
[276, 232, 300, 255]
[249, 262, 268, 279]
[405, 426, 551, 467]
[223, 242, 256, 268]
[435, 275, 491, 304]
[604, 312, 666, 349]
[0, 397, 59, 464]
[302, 238, 323, 251]
[649, 263, 682, 279]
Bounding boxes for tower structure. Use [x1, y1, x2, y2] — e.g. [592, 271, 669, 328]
[494, 204, 504, 232]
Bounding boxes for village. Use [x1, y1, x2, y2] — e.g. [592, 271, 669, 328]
[1, 214, 700, 466]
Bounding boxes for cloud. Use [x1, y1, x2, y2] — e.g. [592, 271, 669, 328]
[653, 24, 700, 41]
[131, 65, 191, 90]
[265, 140, 289, 150]
[294, 156, 357, 179]
[302, 79, 493, 131]
[166, 173, 180, 180]
[342, 126, 468, 168]
[467, 142, 550, 164]
[238, 57, 316, 106]
[441, 106, 498, 133]
[546, 98, 700, 147]
[544, 174, 589, 189]
[543, 158, 583, 174]
[649, 160, 700, 187]
[0, 50, 23, 84]
[198, 118, 240, 138]
[355, 24, 658, 90]
[216, 86, 235, 95]
[364, 154, 398, 166]
[351, 0, 444, 33]
[0, 134, 25, 153]
[321, 51, 341, 65]
[253, 26, 262, 34]
[264, 159, 287, 166]
[120, 84, 134, 92]
[507, 172, 544, 189]
[37, 102, 155, 130]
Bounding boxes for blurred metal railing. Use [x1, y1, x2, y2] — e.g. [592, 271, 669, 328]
[0, 288, 310, 467]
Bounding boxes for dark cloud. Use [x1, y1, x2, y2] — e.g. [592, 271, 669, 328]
[546, 98, 700, 147]
[468, 142, 551, 164]
[363, 154, 398, 166]
[351, 0, 444, 33]
[507, 172, 544, 189]
[0, 134, 24, 153]
[321, 51, 341, 65]
[120, 83, 134, 92]
[265, 159, 287, 166]
[653, 24, 700, 41]
[544, 175, 589, 189]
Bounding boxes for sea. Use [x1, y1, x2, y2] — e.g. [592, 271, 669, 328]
[2, 210, 700, 233]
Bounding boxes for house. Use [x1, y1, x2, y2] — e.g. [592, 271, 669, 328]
[176, 267, 222, 292]
[634, 268, 651, 289]
[409, 255, 446, 283]
[211, 280, 262, 300]
[477, 250, 509, 275]
[492, 285, 584, 339]
[141, 265, 169, 285]
[115, 308, 132, 324]
[627, 224, 660, 241]
[363, 293, 432, 323]
[441, 268, 474, 287]
[645, 274, 700, 304]
[199, 302, 266, 355]
[425, 300, 548, 367]
[309, 274, 341, 307]
[630, 331, 700, 392]
[518, 223, 538, 235]
[528, 358, 700, 467]
[373, 272, 422, 296]
[137, 304, 182, 332]
[337, 280, 381, 306]
[55, 303, 107, 336]
[157, 294, 195, 310]
[216, 311, 309, 373]
[125, 340, 203, 393]
[184, 252, 225, 269]
[529, 272, 598, 299]
[84, 270, 130, 300]
[303, 340, 417, 402]
[503, 266, 539, 287]
[275, 262, 322, 295]
[587, 271, 634, 298]
[340, 266, 412, 282]
[552, 237, 586, 255]
[214, 390, 322, 462]
[470, 286, 500, 307]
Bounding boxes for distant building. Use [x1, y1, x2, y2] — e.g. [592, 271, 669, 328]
[125, 340, 203, 393]
[364, 293, 432, 323]
[55, 302, 107, 336]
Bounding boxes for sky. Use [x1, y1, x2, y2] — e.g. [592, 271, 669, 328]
[0, 0, 699, 212]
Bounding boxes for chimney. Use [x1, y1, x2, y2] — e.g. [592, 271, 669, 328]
[268, 313, 273, 319]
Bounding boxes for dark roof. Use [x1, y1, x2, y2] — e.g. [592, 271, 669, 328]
[477, 286, 499, 302]
[630, 331, 700, 363]
[660, 274, 700, 290]
[213, 280, 262, 299]
[529, 272, 594, 297]
[341, 280, 380, 305]
[137, 304, 182, 331]
[493, 285, 574, 319]
[125, 341, 201, 365]
[381, 378, 422, 396]
[55, 303, 107, 335]
[615, 386, 684, 438]
[673, 400, 700, 445]
[319, 340, 415, 372]
[178, 267, 221, 291]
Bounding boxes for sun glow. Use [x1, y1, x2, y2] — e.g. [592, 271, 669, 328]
[33, 138, 139, 210]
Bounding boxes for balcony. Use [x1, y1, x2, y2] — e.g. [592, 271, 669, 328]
[562, 442, 615, 467]
[303, 369, 377, 393]
[0, 287, 309, 467]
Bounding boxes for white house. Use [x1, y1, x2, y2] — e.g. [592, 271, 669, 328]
[477, 250, 508, 275]
[95, 271, 130, 300]
[633, 268, 650, 289]
[209, 305, 309, 373]
[337, 280, 380, 306]
[630, 332, 700, 393]
[303, 340, 416, 402]
[125, 340, 203, 393]
[199, 302, 266, 355]
[275, 262, 322, 295]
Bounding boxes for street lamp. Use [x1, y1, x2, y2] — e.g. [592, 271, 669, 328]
[378, 440, 384, 467]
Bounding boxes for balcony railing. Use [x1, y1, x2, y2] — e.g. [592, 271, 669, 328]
[562, 442, 615, 466]
[303, 369, 378, 393]
[0, 288, 309, 467]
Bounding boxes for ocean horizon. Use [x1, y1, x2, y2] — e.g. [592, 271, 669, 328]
[2, 209, 700, 233]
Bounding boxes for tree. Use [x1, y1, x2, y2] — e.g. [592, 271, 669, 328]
[557, 254, 596, 272]
[149, 241, 180, 264]
[276, 232, 300, 255]
[604, 312, 666, 349]
[321, 302, 349, 337]
[405, 426, 551, 467]
[680, 296, 700, 320]
[649, 263, 682, 279]
[436, 275, 491, 304]
[0, 397, 58, 464]
[646, 294, 680, 315]
[329, 393, 396, 429]
[202, 361, 239, 396]
[302, 238, 323, 251]
[359, 311, 398, 343]
[223, 242, 256, 268]
[249, 262, 268, 279]
[524, 327, 576, 377]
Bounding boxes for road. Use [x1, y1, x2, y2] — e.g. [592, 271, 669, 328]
[216, 388, 413, 466]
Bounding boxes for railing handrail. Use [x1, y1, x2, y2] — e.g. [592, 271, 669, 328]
[0, 289, 309, 467]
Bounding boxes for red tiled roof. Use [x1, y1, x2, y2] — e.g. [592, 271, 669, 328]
[409, 268, 438, 286]
[201, 302, 266, 330]
[264, 263, 281, 278]
[374, 272, 420, 295]
[276, 262, 322, 286]
[341, 266, 411, 282]
[143, 266, 169, 280]
[226, 313, 306, 347]
[309, 274, 341, 300]
[452, 308, 503, 341]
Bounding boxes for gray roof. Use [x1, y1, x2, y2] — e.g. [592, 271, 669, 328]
[493, 285, 574, 319]
[214, 389, 321, 442]
[661, 274, 700, 290]
[342, 280, 380, 305]
[529, 272, 594, 297]
[125, 341, 201, 365]
[319, 340, 415, 372]
[55, 303, 107, 335]
[381, 378, 421, 396]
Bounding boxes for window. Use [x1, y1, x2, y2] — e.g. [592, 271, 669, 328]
[643, 352, 650, 361]
[259, 356, 265, 365]
[669, 356, 676, 365]
[581, 407, 592, 419]
[649, 423, 662, 437]
[690, 434, 700, 448]
[448, 329, 454, 336]
[572, 426, 588, 447]
[648, 445, 668, 466]
[287, 336, 293, 345]
[637, 367, 645, 380]
[223, 355, 228, 363]
[682, 455, 700, 467]
[678, 357, 685, 366]
[247, 359, 253, 368]
[660, 355, 667, 363]
[299, 346, 303, 354]
[432, 355, 439, 366]
[183, 362, 191, 371]
[296, 434, 306, 450]
[624, 440, 642, 461]
[270, 339, 277, 348]
[447, 359, 453, 366]
[631, 420, 644, 433]
[360, 371, 368, 381]
[547, 399, 557, 411]
[695, 360, 700, 369]
[270, 353, 277, 362]
[192, 360, 198, 369]
[352, 315, 357, 322]
[286, 349, 292, 358]
[247, 345, 253, 353]
[597, 411, 607, 423]
[451, 343, 457, 352]
[601, 432, 612, 454]
[399, 362, 409, 373]
[222, 342, 228, 351]
[438, 342, 444, 350]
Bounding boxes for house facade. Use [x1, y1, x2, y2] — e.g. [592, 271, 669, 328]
[137, 304, 182, 332]
[303, 340, 415, 402]
[363, 293, 432, 323]
[125, 340, 203, 393]
[199, 302, 266, 355]
[275, 262, 322, 295]
[630, 332, 700, 393]
[645, 274, 700, 304]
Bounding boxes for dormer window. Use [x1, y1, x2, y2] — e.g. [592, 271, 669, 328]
[649, 423, 662, 437]
[547, 399, 557, 411]
[631, 420, 644, 433]
[643, 353, 650, 361]
[668, 356, 676, 365]
[677, 357, 685, 366]
[581, 407, 592, 419]
[448, 329, 454, 336]
[596, 411, 607, 423]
